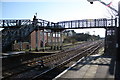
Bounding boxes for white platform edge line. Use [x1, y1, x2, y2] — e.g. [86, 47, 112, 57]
[53, 57, 85, 80]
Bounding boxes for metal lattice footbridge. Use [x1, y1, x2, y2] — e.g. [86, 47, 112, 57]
[0, 17, 117, 51]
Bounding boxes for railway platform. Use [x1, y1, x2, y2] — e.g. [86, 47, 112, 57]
[54, 49, 115, 79]
[2, 50, 57, 58]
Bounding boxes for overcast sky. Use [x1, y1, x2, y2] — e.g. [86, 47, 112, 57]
[0, 0, 120, 37]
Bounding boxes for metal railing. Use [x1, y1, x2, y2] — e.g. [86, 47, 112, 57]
[57, 18, 116, 29]
[0, 19, 31, 28]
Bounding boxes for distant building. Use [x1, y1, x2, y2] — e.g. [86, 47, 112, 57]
[47, 32, 64, 47]
[64, 30, 76, 37]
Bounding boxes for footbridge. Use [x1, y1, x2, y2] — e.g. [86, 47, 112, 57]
[1, 18, 117, 29]
[0, 16, 117, 52]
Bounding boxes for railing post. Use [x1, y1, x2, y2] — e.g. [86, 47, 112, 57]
[98, 19, 99, 27]
[111, 18, 113, 27]
[19, 20, 21, 26]
[16, 20, 18, 26]
[103, 19, 106, 27]
[94, 19, 96, 27]
[78, 20, 80, 28]
[71, 21, 72, 28]
[3, 20, 5, 27]
[106, 19, 107, 27]
[75, 21, 77, 28]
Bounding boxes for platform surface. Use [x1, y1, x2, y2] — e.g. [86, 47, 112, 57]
[54, 52, 115, 79]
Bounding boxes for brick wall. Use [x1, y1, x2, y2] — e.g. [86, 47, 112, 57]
[13, 30, 49, 50]
[13, 42, 29, 50]
[30, 30, 48, 49]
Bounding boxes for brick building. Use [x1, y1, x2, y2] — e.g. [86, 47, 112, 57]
[13, 29, 48, 50]
[30, 30, 48, 49]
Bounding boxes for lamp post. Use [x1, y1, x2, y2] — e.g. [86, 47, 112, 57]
[87, 0, 118, 13]
[87, 0, 120, 79]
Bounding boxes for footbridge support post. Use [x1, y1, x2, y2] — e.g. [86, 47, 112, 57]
[60, 31, 63, 50]
[35, 29, 39, 51]
[57, 31, 59, 50]
[104, 28, 107, 54]
[19, 29, 23, 51]
[54, 31, 57, 50]
[42, 29, 45, 52]
[57, 31, 61, 50]
[50, 30, 54, 50]
[33, 15, 39, 51]
[50, 29, 64, 51]
[115, 1, 120, 79]
[104, 28, 116, 55]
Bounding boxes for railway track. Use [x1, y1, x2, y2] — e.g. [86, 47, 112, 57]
[32, 40, 104, 79]
[2, 40, 104, 79]
[2, 41, 83, 73]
